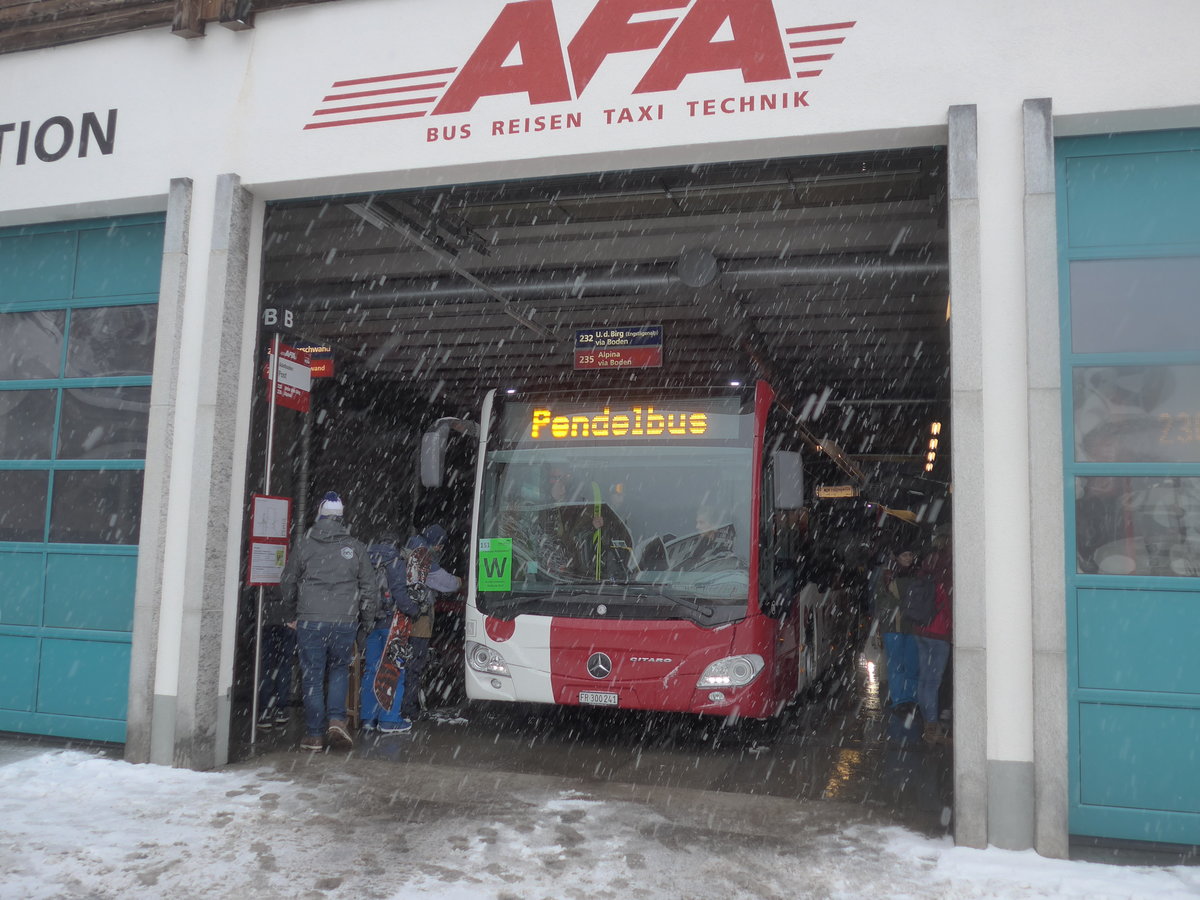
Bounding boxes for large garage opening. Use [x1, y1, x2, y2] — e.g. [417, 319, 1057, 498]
[235, 147, 953, 830]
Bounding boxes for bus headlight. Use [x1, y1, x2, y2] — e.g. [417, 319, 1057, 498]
[466, 641, 510, 677]
[696, 654, 764, 688]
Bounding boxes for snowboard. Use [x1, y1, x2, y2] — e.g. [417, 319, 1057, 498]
[371, 542, 432, 710]
[372, 609, 410, 710]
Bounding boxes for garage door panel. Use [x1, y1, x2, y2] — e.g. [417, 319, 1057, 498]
[0, 214, 161, 744]
[36, 638, 130, 720]
[0, 710, 126, 744]
[0, 635, 39, 710]
[0, 231, 77, 302]
[75, 224, 166, 298]
[1077, 589, 1200, 694]
[1062, 131, 1200, 845]
[44, 553, 136, 632]
[0, 551, 44, 626]
[1065, 150, 1200, 249]
[1079, 702, 1200, 814]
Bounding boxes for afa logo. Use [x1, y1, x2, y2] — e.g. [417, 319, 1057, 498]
[305, 0, 855, 130]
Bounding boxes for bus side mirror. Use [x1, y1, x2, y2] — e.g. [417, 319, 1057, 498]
[420, 426, 449, 488]
[772, 450, 804, 509]
[420, 416, 480, 488]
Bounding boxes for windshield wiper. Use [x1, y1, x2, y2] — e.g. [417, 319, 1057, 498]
[482, 593, 559, 614]
[642, 587, 715, 620]
[483, 586, 615, 610]
[486, 586, 714, 620]
[568, 583, 716, 617]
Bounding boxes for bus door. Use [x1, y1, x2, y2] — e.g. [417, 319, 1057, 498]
[761, 449, 806, 707]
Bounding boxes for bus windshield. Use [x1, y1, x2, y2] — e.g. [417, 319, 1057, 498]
[476, 395, 755, 619]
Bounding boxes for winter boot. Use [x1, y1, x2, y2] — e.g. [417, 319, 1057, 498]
[326, 719, 354, 751]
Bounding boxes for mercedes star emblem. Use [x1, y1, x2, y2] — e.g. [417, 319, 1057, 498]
[586, 652, 612, 679]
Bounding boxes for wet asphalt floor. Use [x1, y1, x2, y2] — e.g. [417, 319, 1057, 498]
[246, 649, 954, 839]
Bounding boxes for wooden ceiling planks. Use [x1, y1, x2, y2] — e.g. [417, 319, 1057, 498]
[0, 0, 338, 53]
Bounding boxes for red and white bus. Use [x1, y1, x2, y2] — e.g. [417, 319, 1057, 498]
[437, 381, 860, 720]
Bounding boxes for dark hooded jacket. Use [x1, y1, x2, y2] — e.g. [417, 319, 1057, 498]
[281, 517, 377, 625]
[405, 531, 461, 639]
[366, 541, 422, 629]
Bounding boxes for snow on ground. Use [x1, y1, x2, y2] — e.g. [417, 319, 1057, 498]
[0, 747, 1197, 900]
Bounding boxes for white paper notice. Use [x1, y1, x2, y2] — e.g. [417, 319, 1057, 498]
[250, 542, 288, 584]
[252, 496, 290, 540]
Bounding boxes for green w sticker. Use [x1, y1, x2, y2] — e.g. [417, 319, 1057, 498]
[477, 538, 512, 591]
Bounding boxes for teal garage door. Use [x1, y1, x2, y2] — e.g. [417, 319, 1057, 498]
[0, 215, 163, 743]
[1058, 131, 1200, 845]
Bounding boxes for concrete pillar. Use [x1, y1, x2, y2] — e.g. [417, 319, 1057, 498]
[127, 174, 257, 769]
[980, 98, 1038, 850]
[170, 173, 255, 769]
[947, 103, 989, 849]
[1023, 98, 1069, 859]
[216, 193, 268, 760]
[126, 178, 193, 765]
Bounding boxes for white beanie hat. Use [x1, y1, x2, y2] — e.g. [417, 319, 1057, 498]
[318, 491, 344, 519]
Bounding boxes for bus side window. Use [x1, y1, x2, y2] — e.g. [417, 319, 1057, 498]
[760, 451, 797, 618]
[758, 455, 779, 615]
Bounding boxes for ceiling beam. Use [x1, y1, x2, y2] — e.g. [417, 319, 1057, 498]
[347, 199, 562, 342]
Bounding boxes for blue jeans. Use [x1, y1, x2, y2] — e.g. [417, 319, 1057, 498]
[882, 631, 919, 707]
[360, 626, 407, 726]
[296, 621, 357, 736]
[257, 624, 296, 716]
[915, 636, 951, 724]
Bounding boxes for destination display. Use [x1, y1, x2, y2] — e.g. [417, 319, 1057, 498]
[574, 326, 663, 370]
[262, 342, 312, 412]
[499, 398, 746, 444]
[531, 406, 708, 439]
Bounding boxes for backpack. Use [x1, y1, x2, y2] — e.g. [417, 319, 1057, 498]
[900, 576, 937, 627]
[405, 542, 433, 616]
